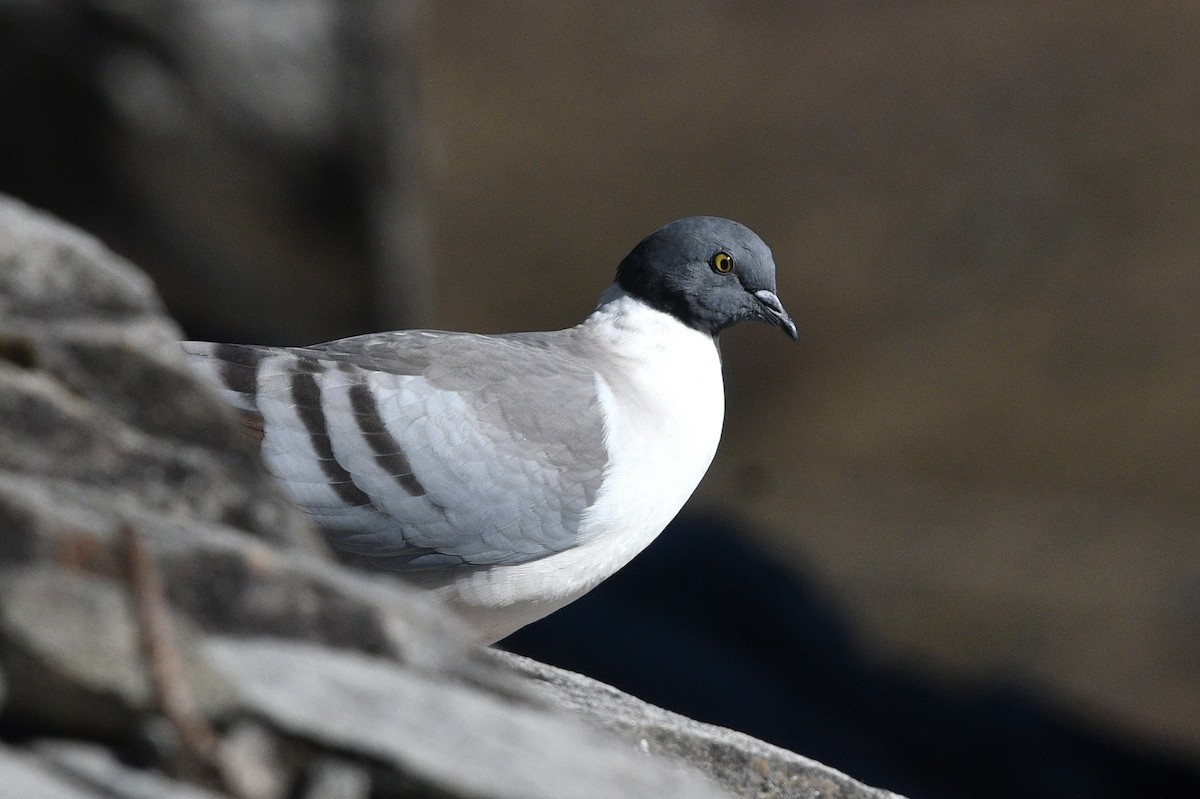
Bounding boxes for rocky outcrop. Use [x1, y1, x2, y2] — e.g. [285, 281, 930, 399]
[0, 194, 900, 798]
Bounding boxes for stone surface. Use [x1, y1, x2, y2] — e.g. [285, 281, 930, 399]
[0, 746, 108, 799]
[1, 566, 155, 737]
[207, 637, 722, 799]
[300, 758, 372, 799]
[32, 740, 225, 799]
[497, 651, 900, 799]
[0, 194, 902, 798]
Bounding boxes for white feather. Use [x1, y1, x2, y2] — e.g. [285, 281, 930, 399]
[431, 286, 725, 641]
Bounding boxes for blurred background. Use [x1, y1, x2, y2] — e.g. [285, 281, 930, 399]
[2, 2, 1199, 797]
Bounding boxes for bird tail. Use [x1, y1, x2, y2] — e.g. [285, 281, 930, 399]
[180, 341, 269, 441]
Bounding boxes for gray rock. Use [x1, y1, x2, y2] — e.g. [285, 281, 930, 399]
[300, 758, 372, 799]
[32, 740, 226, 799]
[206, 636, 725, 799]
[0, 196, 164, 322]
[496, 652, 903, 799]
[0, 562, 236, 738]
[0, 744, 106, 799]
[218, 720, 291, 799]
[0, 566, 152, 736]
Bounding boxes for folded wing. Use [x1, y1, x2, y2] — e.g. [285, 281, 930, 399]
[181, 331, 609, 570]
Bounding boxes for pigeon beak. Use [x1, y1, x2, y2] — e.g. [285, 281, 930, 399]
[752, 290, 799, 342]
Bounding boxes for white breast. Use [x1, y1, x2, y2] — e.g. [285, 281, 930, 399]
[437, 287, 725, 641]
[576, 289, 725, 566]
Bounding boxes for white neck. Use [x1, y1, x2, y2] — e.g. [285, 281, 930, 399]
[581, 283, 716, 361]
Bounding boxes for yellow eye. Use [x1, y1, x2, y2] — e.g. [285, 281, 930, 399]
[711, 251, 734, 274]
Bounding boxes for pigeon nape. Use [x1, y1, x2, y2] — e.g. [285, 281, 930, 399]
[183, 217, 796, 643]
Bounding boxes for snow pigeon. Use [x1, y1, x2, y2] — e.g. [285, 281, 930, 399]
[182, 216, 797, 642]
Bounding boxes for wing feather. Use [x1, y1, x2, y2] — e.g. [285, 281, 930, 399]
[182, 330, 609, 570]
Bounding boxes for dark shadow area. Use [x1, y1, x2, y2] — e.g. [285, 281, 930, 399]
[504, 517, 1200, 799]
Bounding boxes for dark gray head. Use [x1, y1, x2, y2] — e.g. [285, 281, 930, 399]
[616, 216, 798, 341]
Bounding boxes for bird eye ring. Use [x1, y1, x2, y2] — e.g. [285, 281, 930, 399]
[711, 251, 734, 274]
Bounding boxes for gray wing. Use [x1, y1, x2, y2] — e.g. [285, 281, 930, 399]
[180, 331, 609, 570]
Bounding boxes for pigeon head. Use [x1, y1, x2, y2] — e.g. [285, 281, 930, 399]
[615, 216, 798, 341]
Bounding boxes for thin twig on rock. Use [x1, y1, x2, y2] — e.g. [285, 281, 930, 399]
[121, 524, 257, 799]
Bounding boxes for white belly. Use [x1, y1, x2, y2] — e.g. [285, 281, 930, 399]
[429, 290, 726, 642]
